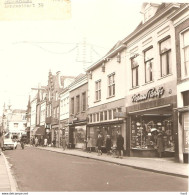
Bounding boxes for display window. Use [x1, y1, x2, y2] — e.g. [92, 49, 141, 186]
[88, 124, 122, 147]
[73, 125, 86, 148]
[131, 116, 174, 152]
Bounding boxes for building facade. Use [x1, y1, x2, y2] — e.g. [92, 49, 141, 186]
[68, 74, 88, 149]
[123, 3, 183, 158]
[86, 42, 127, 152]
[172, 4, 189, 163]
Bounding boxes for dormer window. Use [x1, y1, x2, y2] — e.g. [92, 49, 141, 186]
[141, 3, 160, 23]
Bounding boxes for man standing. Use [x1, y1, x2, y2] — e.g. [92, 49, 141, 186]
[116, 132, 124, 158]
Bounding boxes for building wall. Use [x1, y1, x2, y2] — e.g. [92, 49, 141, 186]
[30, 99, 37, 130]
[69, 80, 88, 122]
[88, 49, 126, 109]
[60, 90, 69, 121]
[174, 14, 189, 162]
[125, 20, 177, 103]
[40, 101, 46, 126]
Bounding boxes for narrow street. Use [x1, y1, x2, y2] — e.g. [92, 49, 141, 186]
[4, 146, 188, 192]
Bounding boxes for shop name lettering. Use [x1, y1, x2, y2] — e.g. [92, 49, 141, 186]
[132, 87, 164, 102]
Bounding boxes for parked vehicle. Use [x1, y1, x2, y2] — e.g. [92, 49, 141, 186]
[3, 138, 17, 150]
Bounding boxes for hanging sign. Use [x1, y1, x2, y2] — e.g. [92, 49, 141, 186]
[132, 87, 164, 103]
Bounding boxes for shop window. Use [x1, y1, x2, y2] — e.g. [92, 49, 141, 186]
[144, 47, 153, 83]
[160, 37, 172, 77]
[131, 116, 174, 152]
[108, 73, 115, 97]
[108, 110, 112, 120]
[131, 54, 139, 88]
[95, 80, 101, 101]
[181, 29, 189, 79]
[183, 112, 189, 153]
[104, 111, 107, 120]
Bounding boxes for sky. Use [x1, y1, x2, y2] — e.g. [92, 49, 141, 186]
[0, 0, 144, 115]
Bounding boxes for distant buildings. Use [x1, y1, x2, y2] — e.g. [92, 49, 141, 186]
[2, 103, 26, 138]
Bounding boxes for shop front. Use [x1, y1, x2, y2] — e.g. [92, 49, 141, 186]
[126, 85, 177, 158]
[69, 122, 87, 149]
[87, 121, 124, 152]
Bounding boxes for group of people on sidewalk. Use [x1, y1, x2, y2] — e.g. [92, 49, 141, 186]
[31, 136, 49, 147]
[86, 132, 124, 158]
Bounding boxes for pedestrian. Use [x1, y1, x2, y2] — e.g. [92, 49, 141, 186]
[87, 136, 92, 153]
[0, 131, 4, 155]
[105, 135, 112, 155]
[35, 137, 38, 147]
[62, 135, 67, 150]
[44, 137, 48, 147]
[96, 134, 103, 156]
[157, 133, 164, 158]
[53, 139, 56, 147]
[32, 137, 35, 146]
[116, 132, 124, 158]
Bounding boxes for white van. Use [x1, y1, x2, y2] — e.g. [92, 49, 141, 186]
[3, 133, 17, 150]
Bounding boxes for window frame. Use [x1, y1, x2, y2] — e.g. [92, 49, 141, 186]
[107, 73, 115, 98]
[82, 92, 86, 111]
[95, 80, 101, 101]
[76, 95, 80, 114]
[131, 54, 139, 88]
[71, 97, 74, 115]
[180, 28, 189, 79]
[144, 46, 153, 83]
[159, 36, 172, 77]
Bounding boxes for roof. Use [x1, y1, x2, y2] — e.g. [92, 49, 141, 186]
[12, 109, 26, 113]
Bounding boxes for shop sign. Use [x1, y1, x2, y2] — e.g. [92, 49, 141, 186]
[114, 112, 126, 118]
[132, 87, 164, 103]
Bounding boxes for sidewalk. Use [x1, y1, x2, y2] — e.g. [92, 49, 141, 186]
[0, 152, 18, 192]
[37, 146, 189, 178]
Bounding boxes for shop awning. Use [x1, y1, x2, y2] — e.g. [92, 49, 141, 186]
[128, 104, 172, 116]
[176, 106, 189, 113]
[35, 126, 45, 136]
[32, 127, 40, 135]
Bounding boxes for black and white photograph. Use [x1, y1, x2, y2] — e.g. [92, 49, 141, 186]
[0, 0, 188, 193]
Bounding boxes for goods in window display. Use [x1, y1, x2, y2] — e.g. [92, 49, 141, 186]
[131, 117, 174, 152]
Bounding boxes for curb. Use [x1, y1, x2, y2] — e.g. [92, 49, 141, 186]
[2, 153, 19, 192]
[37, 147, 188, 179]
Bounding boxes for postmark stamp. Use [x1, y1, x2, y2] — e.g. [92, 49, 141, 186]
[0, 0, 71, 20]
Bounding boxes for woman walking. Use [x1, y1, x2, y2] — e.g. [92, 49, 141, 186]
[87, 136, 92, 153]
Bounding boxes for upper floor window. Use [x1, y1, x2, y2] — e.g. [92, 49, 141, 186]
[160, 37, 172, 77]
[131, 54, 139, 88]
[95, 80, 101, 101]
[76, 95, 80, 114]
[82, 92, 86, 111]
[14, 123, 18, 128]
[108, 73, 115, 97]
[181, 29, 189, 79]
[144, 47, 153, 83]
[71, 97, 74, 115]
